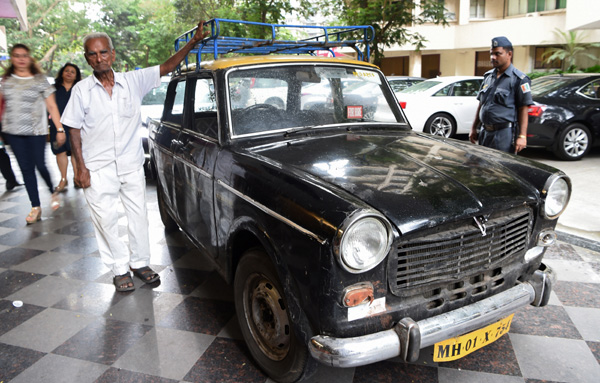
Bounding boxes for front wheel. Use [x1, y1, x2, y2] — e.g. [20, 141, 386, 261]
[554, 123, 591, 161]
[234, 248, 308, 383]
[424, 113, 456, 138]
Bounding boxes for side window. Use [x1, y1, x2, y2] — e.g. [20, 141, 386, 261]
[434, 84, 452, 97]
[193, 78, 218, 138]
[579, 80, 600, 99]
[452, 80, 481, 97]
[163, 79, 186, 126]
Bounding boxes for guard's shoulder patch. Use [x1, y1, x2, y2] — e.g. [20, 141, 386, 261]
[521, 83, 531, 93]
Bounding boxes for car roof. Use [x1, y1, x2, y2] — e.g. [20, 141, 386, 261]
[387, 76, 425, 80]
[181, 55, 379, 72]
[423, 76, 483, 83]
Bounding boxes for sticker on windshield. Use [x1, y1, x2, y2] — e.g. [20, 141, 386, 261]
[315, 67, 349, 79]
[347, 105, 363, 119]
[353, 70, 381, 84]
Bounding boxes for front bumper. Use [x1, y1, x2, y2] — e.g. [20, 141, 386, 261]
[309, 263, 555, 367]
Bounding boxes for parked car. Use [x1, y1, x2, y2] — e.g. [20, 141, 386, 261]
[150, 18, 570, 383]
[386, 75, 425, 93]
[527, 73, 600, 160]
[396, 76, 483, 138]
[140, 76, 170, 170]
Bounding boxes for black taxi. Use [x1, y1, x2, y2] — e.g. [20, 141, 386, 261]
[149, 19, 571, 383]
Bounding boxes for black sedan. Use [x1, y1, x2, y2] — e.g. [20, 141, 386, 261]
[527, 73, 600, 160]
[150, 19, 572, 382]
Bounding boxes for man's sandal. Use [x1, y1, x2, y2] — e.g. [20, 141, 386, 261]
[113, 272, 135, 292]
[131, 266, 160, 284]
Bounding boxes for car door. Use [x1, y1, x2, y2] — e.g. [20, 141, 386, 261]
[576, 78, 600, 135]
[172, 74, 220, 255]
[448, 79, 482, 133]
[153, 77, 187, 214]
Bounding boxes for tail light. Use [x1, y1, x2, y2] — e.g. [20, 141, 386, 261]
[528, 104, 545, 117]
[399, 101, 406, 109]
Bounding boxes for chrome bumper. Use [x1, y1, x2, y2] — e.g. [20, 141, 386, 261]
[309, 263, 555, 368]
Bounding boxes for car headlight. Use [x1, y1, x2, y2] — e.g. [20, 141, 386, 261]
[543, 173, 571, 219]
[335, 212, 392, 273]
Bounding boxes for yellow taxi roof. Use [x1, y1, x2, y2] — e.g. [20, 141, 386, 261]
[189, 55, 379, 71]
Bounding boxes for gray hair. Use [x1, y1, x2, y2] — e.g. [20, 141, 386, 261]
[83, 32, 114, 52]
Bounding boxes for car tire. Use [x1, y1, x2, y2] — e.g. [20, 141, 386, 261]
[424, 113, 456, 138]
[157, 180, 178, 232]
[265, 97, 285, 109]
[234, 248, 308, 383]
[554, 123, 591, 161]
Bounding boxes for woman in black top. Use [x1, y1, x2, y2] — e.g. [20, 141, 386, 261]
[50, 63, 81, 192]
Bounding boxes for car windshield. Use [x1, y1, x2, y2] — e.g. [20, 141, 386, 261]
[398, 80, 440, 94]
[228, 65, 405, 136]
[531, 77, 578, 97]
[142, 81, 169, 105]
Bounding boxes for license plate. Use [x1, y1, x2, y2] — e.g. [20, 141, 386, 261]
[433, 314, 514, 362]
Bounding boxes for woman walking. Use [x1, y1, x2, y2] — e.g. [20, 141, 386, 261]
[50, 63, 81, 192]
[0, 44, 65, 224]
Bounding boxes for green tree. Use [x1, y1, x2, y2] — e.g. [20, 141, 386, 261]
[172, 0, 315, 39]
[0, 0, 92, 75]
[320, 0, 449, 66]
[542, 29, 600, 72]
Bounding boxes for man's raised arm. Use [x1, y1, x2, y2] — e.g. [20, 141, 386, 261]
[160, 20, 210, 77]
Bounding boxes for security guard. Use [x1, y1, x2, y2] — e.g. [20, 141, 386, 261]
[470, 36, 533, 153]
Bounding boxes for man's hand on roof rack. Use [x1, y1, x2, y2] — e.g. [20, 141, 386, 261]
[191, 20, 210, 44]
[160, 20, 209, 76]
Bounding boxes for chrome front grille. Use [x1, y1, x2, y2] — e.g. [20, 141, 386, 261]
[393, 210, 530, 294]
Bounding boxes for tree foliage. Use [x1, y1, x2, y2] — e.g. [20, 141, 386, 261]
[1, 0, 91, 75]
[319, 0, 449, 66]
[542, 29, 600, 72]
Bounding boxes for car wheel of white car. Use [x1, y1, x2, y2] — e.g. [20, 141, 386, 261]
[265, 97, 285, 109]
[425, 113, 456, 138]
[234, 248, 308, 382]
[554, 123, 591, 161]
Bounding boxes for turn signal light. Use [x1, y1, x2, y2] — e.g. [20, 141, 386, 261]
[399, 101, 407, 109]
[342, 282, 374, 307]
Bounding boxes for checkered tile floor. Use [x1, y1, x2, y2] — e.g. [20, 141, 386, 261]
[1, 148, 599, 383]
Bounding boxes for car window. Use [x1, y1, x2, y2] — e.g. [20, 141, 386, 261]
[434, 84, 452, 97]
[228, 65, 404, 136]
[192, 78, 218, 138]
[451, 80, 481, 97]
[163, 79, 186, 126]
[399, 80, 440, 94]
[142, 81, 168, 105]
[531, 77, 578, 97]
[578, 79, 600, 99]
[389, 79, 424, 93]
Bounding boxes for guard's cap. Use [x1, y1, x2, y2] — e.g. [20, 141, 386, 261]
[492, 36, 512, 49]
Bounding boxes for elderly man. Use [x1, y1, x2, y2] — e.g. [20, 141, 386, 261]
[470, 36, 533, 153]
[61, 22, 208, 291]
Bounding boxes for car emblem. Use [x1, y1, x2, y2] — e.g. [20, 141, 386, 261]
[473, 216, 488, 237]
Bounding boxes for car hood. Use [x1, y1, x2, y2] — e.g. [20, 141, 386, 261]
[250, 132, 540, 234]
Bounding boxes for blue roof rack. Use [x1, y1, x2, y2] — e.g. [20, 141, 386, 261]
[175, 18, 375, 70]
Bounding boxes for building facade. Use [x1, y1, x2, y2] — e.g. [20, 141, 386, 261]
[381, 0, 600, 78]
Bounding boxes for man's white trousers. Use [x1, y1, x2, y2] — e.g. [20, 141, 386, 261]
[83, 162, 150, 276]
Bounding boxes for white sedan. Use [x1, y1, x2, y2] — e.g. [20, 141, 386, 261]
[396, 76, 483, 138]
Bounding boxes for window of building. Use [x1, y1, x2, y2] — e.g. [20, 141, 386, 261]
[507, 0, 567, 16]
[534, 46, 563, 69]
[381, 56, 410, 76]
[475, 51, 493, 76]
[470, 0, 485, 19]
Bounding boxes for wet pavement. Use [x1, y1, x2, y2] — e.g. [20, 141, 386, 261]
[0, 146, 599, 383]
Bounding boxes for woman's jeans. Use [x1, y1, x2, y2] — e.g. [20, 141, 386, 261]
[5, 134, 53, 207]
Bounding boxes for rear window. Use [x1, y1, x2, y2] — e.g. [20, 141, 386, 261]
[531, 77, 578, 97]
[399, 80, 440, 94]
